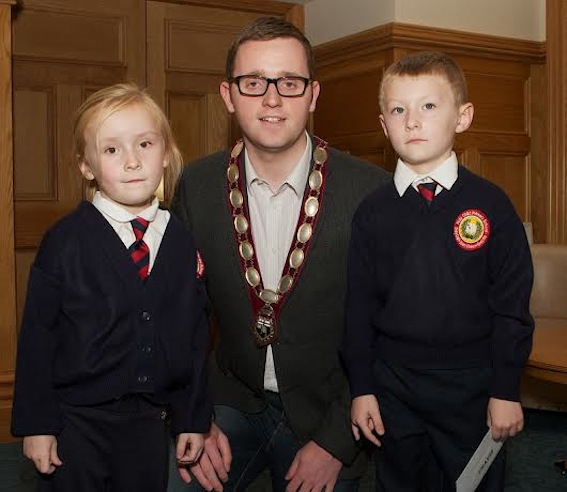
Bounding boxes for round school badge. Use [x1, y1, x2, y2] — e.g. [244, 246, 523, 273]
[453, 209, 490, 251]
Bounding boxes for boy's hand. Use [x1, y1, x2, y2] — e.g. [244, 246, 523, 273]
[176, 432, 205, 466]
[351, 394, 385, 446]
[23, 435, 62, 474]
[487, 398, 524, 441]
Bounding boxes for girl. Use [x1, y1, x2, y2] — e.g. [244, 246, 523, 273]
[11, 83, 211, 491]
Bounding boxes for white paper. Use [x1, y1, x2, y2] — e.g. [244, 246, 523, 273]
[456, 429, 504, 492]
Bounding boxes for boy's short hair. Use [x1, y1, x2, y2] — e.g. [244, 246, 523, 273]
[379, 51, 468, 110]
[73, 83, 183, 204]
[225, 16, 315, 79]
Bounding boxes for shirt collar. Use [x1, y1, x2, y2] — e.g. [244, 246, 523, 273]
[92, 191, 160, 222]
[393, 151, 459, 197]
[244, 131, 312, 196]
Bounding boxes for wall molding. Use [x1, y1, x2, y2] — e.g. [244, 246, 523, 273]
[315, 22, 546, 68]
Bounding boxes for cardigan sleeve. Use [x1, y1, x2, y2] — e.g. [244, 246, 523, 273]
[167, 275, 212, 435]
[11, 249, 64, 436]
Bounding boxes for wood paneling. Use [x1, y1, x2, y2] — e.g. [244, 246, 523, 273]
[0, 0, 17, 443]
[13, 9, 125, 64]
[546, 0, 567, 244]
[314, 22, 545, 232]
[13, 89, 55, 200]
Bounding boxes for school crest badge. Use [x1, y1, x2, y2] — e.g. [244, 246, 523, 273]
[453, 209, 490, 251]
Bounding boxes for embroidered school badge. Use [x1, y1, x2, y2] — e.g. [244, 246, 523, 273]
[196, 250, 205, 279]
[453, 209, 490, 251]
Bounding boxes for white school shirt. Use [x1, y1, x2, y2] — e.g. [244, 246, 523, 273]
[393, 151, 459, 197]
[91, 191, 169, 273]
[245, 134, 312, 393]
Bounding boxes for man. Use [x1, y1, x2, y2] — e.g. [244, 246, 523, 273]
[169, 16, 389, 492]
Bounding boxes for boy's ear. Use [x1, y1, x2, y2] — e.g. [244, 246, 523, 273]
[78, 160, 95, 181]
[455, 102, 474, 134]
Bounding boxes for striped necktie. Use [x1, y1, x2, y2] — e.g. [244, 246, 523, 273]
[128, 217, 150, 280]
[417, 181, 437, 205]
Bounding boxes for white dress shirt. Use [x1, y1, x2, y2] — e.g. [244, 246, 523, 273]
[393, 151, 459, 197]
[245, 134, 312, 392]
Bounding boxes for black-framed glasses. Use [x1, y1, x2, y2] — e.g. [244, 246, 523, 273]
[230, 75, 311, 97]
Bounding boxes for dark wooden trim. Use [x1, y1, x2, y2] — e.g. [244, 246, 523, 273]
[546, 0, 567, 243]
[148, 0, 297, 16]
[0, 0, 17, 443]
[315, 22, 546, 67]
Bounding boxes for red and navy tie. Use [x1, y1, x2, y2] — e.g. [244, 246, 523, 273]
[417, 181, 437, 205]
[129, 217, 150, 280]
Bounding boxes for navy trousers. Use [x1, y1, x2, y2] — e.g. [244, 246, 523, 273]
[37, 395, 169, 492]
[371, 359, 505, 492]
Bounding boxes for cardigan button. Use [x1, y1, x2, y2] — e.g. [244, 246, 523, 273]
[137, 375, 148, 383]
[141, 311, 151, 322]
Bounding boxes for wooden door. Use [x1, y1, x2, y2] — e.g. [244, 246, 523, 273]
[11, 0, 145, 337]
[146, 1, 302, 163]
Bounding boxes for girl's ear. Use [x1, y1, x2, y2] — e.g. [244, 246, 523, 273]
[79, 159, 95, 181]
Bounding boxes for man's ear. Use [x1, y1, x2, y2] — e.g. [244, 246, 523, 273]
[308, 80, 321, 113]
[220, 81, 235, 114]
[79, 160, 95, 181]
[456, 102, 474, 134]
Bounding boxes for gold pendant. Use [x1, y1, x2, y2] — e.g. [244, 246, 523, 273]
[252, 304, 277, 347]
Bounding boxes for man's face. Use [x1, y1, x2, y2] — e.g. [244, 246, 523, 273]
[220, 37, 320, 159]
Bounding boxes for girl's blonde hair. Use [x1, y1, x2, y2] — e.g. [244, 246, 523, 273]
[73, 83, 183, 206]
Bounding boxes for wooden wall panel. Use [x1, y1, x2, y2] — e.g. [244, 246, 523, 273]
[13, 89, 55, 200]
[13, 9, 125, 65]
[0, 0, 17, 443]
[315, 71, 382, 139]
[167, 20, 241, 73]
[479, 153, 530, 219]
[168, 93, 206, 164]
[466, 72, 527, 134]
[547, 0, 567, 244]
[314, 22, 545, 229]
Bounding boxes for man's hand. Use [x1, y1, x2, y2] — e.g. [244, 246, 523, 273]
[23, 435, 62, 474]
[177, 422, 232, 492]
[487, 398, 524, 441]
[284, 440, 342, 492]
[351, 394, 385, 446]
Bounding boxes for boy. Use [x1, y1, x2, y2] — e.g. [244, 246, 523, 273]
[341, 51, 534, 490]
[12, 83, 210, 491]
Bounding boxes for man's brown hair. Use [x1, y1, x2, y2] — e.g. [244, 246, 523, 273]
[225, 16, 315, 79]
